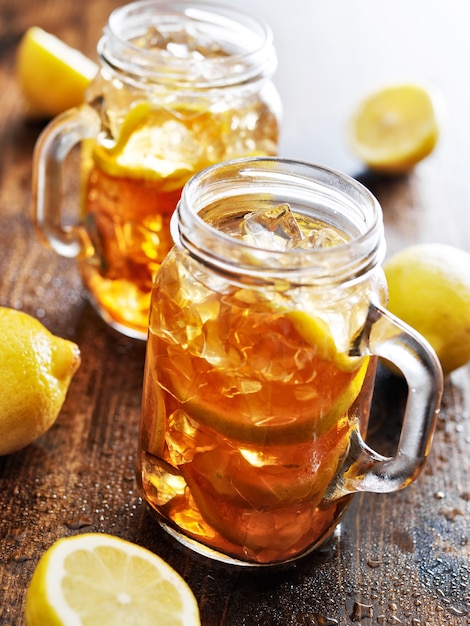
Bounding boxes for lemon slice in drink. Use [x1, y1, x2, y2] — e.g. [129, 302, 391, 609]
[287, 310, 365, 372]
[92, 102, 197, 190]
[349, 83, 439, 174]
[178, 358, 368, 446]
[24, 533, 200, 626]
[169, 304, 369, 446]
[16, 27, 98, 118]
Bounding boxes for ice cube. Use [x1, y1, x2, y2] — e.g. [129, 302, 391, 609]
[132, 26, 226, 60]
[133, 26, 167, 50]
[242, 203, 303, 250]
[292, 224, 348, 250]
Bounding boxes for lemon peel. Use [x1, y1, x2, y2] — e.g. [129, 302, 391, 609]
[287, 310, 366, 372]
[384, 243, 470, 374]
[171, 357, 368, 446]
[92, 102, 198, 188]
[16, 26, 98, 118]
[24, 533, 201, 626]
[0, 307, 80, 456]
[349, 83, 439, 174]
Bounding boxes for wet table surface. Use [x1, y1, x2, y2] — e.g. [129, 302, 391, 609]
[1, 0, 470, 624]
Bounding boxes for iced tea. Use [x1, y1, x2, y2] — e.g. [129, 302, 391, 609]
[79, 24, 279, 337]
[33, 1, 281, 339]
[137, 201, 377, 564]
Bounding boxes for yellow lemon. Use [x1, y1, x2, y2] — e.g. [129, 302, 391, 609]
[92, 102, 197, 189]
[286, 310, 366, 372]
[349, 83, 439, 174]
[0, 307, 80, 455]
[166, 309, 369, 445]
[16, 26, 98, 118]
[384, 243, 470, 374]
[24, 533, 201, 626]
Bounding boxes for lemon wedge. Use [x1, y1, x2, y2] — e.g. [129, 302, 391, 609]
[349, 83, 439, 174]
[16, 26, 98, 118]
[24, 533, 201, 626]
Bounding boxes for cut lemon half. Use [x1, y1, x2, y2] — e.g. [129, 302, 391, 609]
[16, 27, 98, 118]
[24, 533, 200, 626]
[349, 83, 439, 174]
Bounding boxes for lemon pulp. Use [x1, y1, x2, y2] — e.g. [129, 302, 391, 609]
[25, 533, 200, 626]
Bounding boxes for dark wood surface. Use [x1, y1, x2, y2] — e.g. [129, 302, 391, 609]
[1, 1, 470, 624]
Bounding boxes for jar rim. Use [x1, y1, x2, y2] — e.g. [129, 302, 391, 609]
[174, 157, 386, 285]
[98, 0, 277, 88]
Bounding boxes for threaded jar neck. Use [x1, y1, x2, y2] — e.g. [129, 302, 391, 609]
[97, 0, 277, 89]
[173, 157, 386, 287]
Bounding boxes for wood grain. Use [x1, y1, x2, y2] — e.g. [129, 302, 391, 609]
[1, 1, 470, 624]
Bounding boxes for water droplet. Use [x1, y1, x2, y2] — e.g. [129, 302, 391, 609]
[448, 606, 466, 617]
[440, 507, 464, 522]
[65, 515, 93, 530]
[434, 491, 446, 499]
[350, 601, 373, 622]
[299, 614, 338, 626]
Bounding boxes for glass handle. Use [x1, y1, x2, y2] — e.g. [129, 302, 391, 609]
[32, 104, 101, 258]
[331, 302, 443, 497]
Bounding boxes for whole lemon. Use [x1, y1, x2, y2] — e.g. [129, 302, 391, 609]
[383, 243, 470, 375]
[0, 307, 80, 455]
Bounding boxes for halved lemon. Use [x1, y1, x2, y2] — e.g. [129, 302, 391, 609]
[349, 83, 439, 174]
[16, 27, 98, 118]
[24, 533, 200, 626]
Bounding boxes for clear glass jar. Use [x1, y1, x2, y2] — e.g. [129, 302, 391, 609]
[137, 157, 443, 566]
[33, 0, 281, 339]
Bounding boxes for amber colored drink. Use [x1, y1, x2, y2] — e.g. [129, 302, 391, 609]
[32, 3, 281, 340]
[80, 99, 278, 337]
[137, 204, 377, 564]
[81, 162, 179, 333]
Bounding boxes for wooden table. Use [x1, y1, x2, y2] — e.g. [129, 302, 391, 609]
[1, 1, 470, 624]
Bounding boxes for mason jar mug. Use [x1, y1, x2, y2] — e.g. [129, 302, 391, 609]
[32, 0, 281, 339]
[136, 157, 443, 566]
